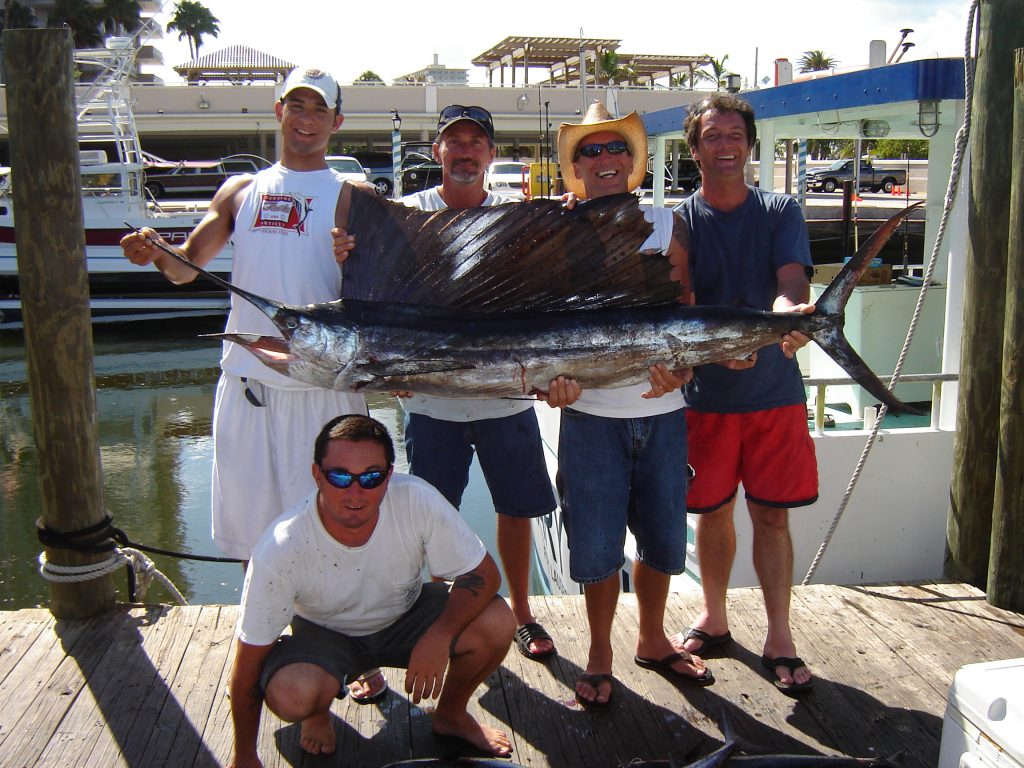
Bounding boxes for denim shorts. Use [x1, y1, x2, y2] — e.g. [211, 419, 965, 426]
[557, 408, 689, 583]
[405, 408, 556, 518]
[258, 582, 451, 698]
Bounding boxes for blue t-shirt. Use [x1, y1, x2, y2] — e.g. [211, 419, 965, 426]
[677, 186, 812, 413]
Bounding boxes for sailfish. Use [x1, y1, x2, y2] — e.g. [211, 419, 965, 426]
[131, 184, 923, 414]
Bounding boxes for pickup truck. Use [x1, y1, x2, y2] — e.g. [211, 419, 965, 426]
[805, 160, 907, 194]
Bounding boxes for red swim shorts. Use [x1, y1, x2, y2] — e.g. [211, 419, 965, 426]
[686, 403, 818, 513]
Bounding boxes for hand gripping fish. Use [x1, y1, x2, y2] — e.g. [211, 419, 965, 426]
[128, 186, 922, 413]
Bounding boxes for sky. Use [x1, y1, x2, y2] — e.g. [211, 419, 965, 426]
[146, 0, 972, 87]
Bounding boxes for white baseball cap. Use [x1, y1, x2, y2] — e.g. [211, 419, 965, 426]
[281, 66, 341, 110]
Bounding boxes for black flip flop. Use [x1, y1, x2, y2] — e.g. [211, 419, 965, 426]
[349, 669, 389, 704]
[680, 627, 733, 657]
[634, 651, 715, 687]
[514, 621, 556, 660]
[575, 672, 614, 710]
[761, 655, 814, 694]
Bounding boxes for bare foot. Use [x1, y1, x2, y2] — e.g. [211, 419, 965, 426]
[299, 711, 335, 755]
[432, 712, 513, 757]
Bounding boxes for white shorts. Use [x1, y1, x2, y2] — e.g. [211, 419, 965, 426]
[211, 374, 367, 559]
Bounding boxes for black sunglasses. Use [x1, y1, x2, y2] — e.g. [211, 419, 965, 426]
[322, 466, 390, 490]
[438, 105, 494, 130]
[576, 140, 631, 158]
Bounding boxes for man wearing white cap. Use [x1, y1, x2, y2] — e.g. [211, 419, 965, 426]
[120, 67, 380, 696]
[554, 101, 713, 710]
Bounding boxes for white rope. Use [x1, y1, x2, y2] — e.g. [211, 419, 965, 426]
[38, 547, 189, 606]
[802, 1, 980, 585]
[39, 550, 125, 581]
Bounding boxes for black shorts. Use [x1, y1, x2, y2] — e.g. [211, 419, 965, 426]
[259, 582, 451, 698]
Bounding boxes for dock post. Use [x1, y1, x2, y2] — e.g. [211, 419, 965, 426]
[4, 28, 116, 618]
[988, 47, 1024, 611]
[946, 0, 1024, 589]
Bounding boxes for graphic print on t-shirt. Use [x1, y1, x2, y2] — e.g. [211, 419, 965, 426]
[251, 193, 314, 235]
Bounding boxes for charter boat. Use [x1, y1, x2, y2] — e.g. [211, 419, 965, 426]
[0, 36, 231, 328]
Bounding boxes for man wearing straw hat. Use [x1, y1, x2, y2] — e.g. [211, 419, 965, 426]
[554, 101, 713, 710]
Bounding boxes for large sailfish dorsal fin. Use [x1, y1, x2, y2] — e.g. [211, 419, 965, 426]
[342, 185, 683, 313]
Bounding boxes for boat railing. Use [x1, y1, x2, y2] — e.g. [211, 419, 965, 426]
[804, 371, 959, 433]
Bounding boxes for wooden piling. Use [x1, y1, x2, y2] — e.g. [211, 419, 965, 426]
[946, 0, 1024, 588]
[989, 48, 1024, 611]
[4, 28, 115, 617]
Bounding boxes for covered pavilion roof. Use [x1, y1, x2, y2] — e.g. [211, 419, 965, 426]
[471, 36, 711, 87]
[471, 36, 620, 86]
[172, 45, 295, 84]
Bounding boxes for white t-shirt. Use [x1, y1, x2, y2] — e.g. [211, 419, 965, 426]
[222, 164, 349, 388]
[236, 473, 487, 645]
[398, 186, 537, 422]
[570, 206, 686, 418]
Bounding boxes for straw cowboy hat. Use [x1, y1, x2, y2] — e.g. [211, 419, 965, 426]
[557, 100, 648, 197]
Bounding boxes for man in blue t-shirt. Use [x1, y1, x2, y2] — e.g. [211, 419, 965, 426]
[673, 94, 817, 694]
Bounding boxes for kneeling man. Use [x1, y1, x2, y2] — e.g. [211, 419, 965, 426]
[228, 414, 516, 767]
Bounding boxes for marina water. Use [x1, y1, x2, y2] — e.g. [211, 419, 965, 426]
[0, 317, 536, 609]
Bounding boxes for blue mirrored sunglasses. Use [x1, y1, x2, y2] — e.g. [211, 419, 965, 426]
[322, 467, 390, 490]
[576, 140, 631, 158]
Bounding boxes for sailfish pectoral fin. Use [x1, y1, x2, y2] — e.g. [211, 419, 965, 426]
[206, 333, 295, 376]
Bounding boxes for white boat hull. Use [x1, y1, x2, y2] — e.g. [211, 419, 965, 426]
[532, 402, 955, 595]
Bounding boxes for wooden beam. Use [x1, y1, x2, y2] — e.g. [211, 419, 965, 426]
[3, 28, 115, 618]
[989, 46, 1024, 611]
[946, 0, 1022, 587]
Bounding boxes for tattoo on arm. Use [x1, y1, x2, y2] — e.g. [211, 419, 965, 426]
[672, 212, 690, 251]
[669, 214, 694, 305]
[452, 571, 485, 597]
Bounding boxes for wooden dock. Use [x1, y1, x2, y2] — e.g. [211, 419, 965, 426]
[2, 581, 1022, 767]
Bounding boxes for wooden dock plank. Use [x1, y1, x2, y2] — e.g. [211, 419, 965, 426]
[1, 582, 1022, 768]
[1, 610, 133, 767]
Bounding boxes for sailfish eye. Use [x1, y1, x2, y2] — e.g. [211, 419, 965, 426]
[285, 317, 298, 329]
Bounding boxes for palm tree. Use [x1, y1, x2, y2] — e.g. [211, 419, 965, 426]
[597, 50, 637, 86]
[355, 70, 383, 83]
[694, 54, 729, 90]
[96, 0, 141, 35]
[49, 0, 102, 48]
[2, 1, 38, 32]
[166, 0, 219, 59]
[797, 50, 838, 73]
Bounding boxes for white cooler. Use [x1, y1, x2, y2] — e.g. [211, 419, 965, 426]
[937, 657, 1024, 768]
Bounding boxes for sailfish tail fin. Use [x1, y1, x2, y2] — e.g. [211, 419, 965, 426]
[807, 202, 926, 416]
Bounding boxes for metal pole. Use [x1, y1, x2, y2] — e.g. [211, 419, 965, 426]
[390, 108, 402, 200]
[544, 100, 551, 197]
[797, 139, 807, 209]
[579, 28, 587, 115]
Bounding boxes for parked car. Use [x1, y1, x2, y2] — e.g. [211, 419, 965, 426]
[326, 155, 371, 184]
[805, 159, 908, 193]
[400, 151, 442, 195]
[642, 158, 700, 192]
[350, 150, 395, 196]
[143, 154, 267, 198]
[485, 161, 529, 198]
